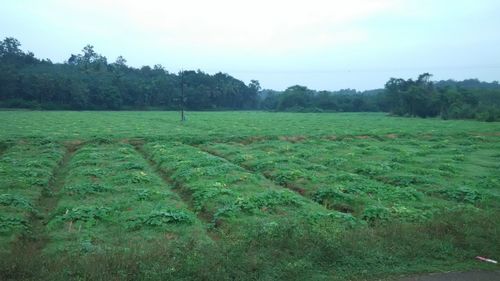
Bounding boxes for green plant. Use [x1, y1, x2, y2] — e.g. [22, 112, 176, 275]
[126, 210, 193, 230]
[362, 205, 391, 225]
[438, 187, 483, 204]
[0, 215, 28, 234]
[63, 183, 110, 195]
[51, 206, 111, 226]
[0, 194, 36, 213]
[313, 188, 356, 212]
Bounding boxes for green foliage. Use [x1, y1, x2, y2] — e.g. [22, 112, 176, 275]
[52, 206, 111, 225]
[63, 183, 110, 195]
[362, 205, 391, 225]
[213, 190, 304, 220]
[241, 190, 302, 210]
[118, 162, 144, 170]
[0, 194, 36, 213]
[2, 37, 500, 118]
[126, 210, 193, 230]
[0, 37, 259, 110]
[41, 143, 207, 259]
[390, 204, 432, 222]
[313, 188, 356, 212]
[191, 187, 235, 211]
[2, 208, 499, 281]
[0, 215, 28, 234]
[274, 169, 305, 185]
[0, 113, 499, 280]
[437, 187, 483, 204]
[130, 171, 151, 183]
[135, 189, 153, 201]
[380, 174, 430, 186]
[384, 73, 500, 121]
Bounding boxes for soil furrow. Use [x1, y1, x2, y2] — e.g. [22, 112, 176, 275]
[131, 142, 218, 240]
[0, 141, 10, 158]
[195, 145, 322, 203]
[13, 143, 80, 255]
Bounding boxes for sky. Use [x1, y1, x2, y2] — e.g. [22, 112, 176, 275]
[1, 0, 499, 91]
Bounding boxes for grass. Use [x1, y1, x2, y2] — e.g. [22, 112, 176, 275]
[0, 111, 499, 142]
[0, 111, 499, 280]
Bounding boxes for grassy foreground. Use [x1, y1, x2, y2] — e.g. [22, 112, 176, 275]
[0, 111, 499, 280]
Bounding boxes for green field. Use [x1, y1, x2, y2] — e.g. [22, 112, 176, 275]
[0, 111, 499, 281]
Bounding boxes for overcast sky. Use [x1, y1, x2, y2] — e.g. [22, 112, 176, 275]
[1, 0, 499, 90]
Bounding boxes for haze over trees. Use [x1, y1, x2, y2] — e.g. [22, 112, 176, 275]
[1, 37, 499, 121]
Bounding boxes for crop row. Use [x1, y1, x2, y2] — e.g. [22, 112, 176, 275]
[201, 140, 468, 225]
[142, 142, 358, 235]
[269, 137, 500, 205]
[44, 143, 208, 254]
[0, 141, 65, 253]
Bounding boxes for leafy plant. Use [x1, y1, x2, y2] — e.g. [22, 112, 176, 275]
[135, 189, 152, 201]
[305, 211, 362, 228]
[52, 206, 111, 226]
[64, 183, 110, 195]
[121, 171, 151, 184]
[274, 169, 305, 185]
[324, 157, 347, 167]
[313, 188, 355, 212]
[212, 190, 303, 225]
[0, 215, 28, 233]
[437, 187, 483, 204]
[118, 162, 145, 170]
[0, 194, 36, 213]
[126, 210, 193, 230]
[236, 190, 303, 212]
[390, 205, 432, 222]
[362, 205, 391, 225]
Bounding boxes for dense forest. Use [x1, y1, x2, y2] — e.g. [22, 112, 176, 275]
[383, 73, 500, 121]
[0, 37, 260, 110]
[1, 37, 499, 121]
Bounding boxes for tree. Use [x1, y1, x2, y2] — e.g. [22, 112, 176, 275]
[114, 56, 127, 67]
[278, 85, 313, 111]
[0, 37, 22, 57]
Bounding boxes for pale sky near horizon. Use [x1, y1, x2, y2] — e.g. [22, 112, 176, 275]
[1, 0, 499, 91]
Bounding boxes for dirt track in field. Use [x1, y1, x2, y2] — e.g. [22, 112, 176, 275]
[25, 144, 79, 252]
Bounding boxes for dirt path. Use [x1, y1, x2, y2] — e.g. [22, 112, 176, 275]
[197, 145, 314, 198]
[15, 143, 79, 254]
[131, 142, 219, 241]
[0, 141, 10, 158]
[399, 270, 500, 281]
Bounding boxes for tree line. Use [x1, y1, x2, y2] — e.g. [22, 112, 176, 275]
[258, 76, 500, 121]
[0, 37, 259, 110]
[1, 37, 499, 121]
[259, 87, 383, 112]
[384, 73, 500, 121]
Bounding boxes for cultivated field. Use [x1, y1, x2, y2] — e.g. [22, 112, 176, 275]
[0, 111, 499, 281]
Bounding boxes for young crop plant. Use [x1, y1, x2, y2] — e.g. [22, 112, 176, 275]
[0, 194, 37, 213]
[201, 141, 438, 223]
[45, 143, 208, 255]
[63, 182, 111, 196]
[142, 142, 356, 234]
[125, 209, 193, 230]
